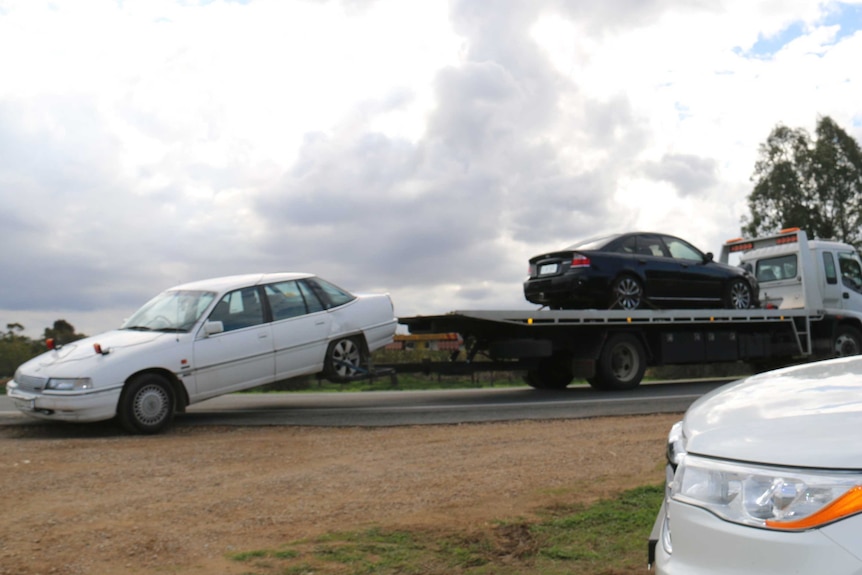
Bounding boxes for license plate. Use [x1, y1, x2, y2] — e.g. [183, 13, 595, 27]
[539, 263, 558, 275]
[13, 398, 35, 412]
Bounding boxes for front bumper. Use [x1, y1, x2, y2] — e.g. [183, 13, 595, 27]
[7, 381, 122, 423]
[651, 498, 862, 574]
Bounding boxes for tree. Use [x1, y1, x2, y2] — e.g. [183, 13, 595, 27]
[43, 319, 84, 346]
[742, 116, 862, 248]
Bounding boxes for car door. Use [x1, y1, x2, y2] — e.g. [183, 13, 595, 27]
[661, 235, 721, 304]
[266, 280, 333, 379]
[632, 234, 681, 302]
[819, 251, 842, 309]
[192, 286, 275, 399]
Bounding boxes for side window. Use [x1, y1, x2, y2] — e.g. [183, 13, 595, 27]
[823, 252, 837, 285]
[636, 235, 668, 257]
[304, 277, 356, 309]
[610, 236, 637, 254]
[663, 237, 703, 262]
[208, 287, 265, 332]
[298, 281, 325, 313]
[839, 252, 862, 293]
[265, 281, 309, 321]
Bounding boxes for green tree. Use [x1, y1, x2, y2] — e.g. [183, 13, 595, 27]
[0, 324, 44, 378]
[742, 116, 862, 247]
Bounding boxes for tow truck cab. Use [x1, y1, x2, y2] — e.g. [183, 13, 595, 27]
[725, 228, 862, 313]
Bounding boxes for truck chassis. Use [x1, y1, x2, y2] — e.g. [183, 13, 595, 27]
[398, 308, 855, 390]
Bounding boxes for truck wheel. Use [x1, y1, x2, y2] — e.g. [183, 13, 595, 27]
[117, 374, 175, 434]
[610, 275, 643, 310]
[596, 333, 646, 390]
[834, 325, 862, 357]
[324, 337, 365, 382]
[724, 279, 753, 310]
[524, 354, 574, 390]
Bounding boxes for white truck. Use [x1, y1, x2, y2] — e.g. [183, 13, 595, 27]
[399, 228, 862, 389]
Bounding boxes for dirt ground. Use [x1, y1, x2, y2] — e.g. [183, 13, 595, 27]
[0, 414, 679, 575]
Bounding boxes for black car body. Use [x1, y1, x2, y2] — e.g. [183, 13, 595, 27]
[523, 232, 758, 310]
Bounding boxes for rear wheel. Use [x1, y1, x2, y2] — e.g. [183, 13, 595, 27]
[609, 275, 644, 310]
[324, 337, 365, 382]
[724, 279, 753, 310]
[594, 334, 646, 390]
[117, 374, 175, 434]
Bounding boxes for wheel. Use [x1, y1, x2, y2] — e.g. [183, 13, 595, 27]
[724, 279, 753, 310]
[524, 354, 574, 390]
[609, 275, 644, 310]
[324, 337, 365, 382]
[117, 374, 175, 434]
[834, 325, 862, 357]
[596, 333, 646, 390]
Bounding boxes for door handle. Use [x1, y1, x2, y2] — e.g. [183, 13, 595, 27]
[258, 332, 269, 339]
[315, 321, 326, 326]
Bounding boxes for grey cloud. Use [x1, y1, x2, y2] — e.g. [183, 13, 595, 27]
[641, 153, 719, 195]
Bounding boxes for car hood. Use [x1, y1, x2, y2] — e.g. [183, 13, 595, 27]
[27, 330, 170, 370]
[683, 356, 862, 469]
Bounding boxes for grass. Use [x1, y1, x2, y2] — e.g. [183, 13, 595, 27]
[227, 484, 663, 575]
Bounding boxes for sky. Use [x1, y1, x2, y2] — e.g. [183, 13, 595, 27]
[2, 0, 862, 339]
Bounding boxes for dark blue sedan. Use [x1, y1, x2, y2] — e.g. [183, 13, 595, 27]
[523, 232, 758, 310]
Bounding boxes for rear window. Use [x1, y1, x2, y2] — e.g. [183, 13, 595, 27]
[755, 255, 797, 282]
[567, 235, 620, 251]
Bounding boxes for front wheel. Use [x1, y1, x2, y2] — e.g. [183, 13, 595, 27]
[324, 337, 365, 382]
[724, 279, 754, 310]
[594, 333, 646, 390]
[117, 374, 175, 434]
[834, 325, 862, 357]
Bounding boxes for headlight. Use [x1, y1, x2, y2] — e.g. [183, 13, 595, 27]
[673, 454, 862, 530]
[45, 377, 94, 391]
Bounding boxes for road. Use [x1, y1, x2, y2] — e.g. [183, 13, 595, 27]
[0, 379, 731, 429]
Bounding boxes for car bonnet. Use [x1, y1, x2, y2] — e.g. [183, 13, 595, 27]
[29, 330, 167, 369]
[683, 356, 862, 469]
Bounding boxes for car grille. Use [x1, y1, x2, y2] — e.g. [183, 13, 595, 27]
[14, 374, 47, 393]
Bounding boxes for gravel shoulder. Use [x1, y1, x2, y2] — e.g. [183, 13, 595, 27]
[0, 414, 679, 575]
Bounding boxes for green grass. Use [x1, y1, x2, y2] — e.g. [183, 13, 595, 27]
[226, 484, 663, 575]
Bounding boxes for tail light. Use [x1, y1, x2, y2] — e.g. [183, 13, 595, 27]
[571, 255, 591, 268]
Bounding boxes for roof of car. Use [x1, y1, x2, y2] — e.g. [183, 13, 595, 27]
[167, 273, 315, 294]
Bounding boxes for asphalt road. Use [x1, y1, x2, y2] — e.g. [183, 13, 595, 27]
[0, 379, 732, 429]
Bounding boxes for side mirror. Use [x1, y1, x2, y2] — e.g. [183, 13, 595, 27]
[704, 252, 714, 263]
[203, 320, 224, 336]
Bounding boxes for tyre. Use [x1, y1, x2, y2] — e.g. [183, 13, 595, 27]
[595, 333, 646, 390]
[609, 275, 644, 310]
[117, 373, 175, 434]
[324, 337, 365, 382]
[724, 279, 753, 310]
[524, 354, 574, 390]
[834, 325, 862, 357]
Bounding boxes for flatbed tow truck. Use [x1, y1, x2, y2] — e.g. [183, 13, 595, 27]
[396, 229, 862, 390]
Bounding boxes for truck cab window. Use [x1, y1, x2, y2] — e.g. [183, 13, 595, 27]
[839, 253, 862, 292]
[823, 252, 837, 285]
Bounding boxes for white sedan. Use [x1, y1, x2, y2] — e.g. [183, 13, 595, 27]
[651, 356, 862, 574]
[7, 273, 397, 434]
